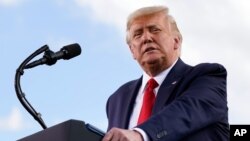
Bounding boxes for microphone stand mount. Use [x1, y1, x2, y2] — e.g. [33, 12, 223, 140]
[14, 45, 50, 129]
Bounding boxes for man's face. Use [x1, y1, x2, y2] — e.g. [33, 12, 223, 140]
[128, 13, 180, 74]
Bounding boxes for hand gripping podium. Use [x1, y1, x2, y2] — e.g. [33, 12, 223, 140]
[17, 119, 104, 141]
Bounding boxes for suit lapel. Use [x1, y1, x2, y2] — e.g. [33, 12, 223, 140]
[152, 59, 191, 114]
[120, 78, 142, 129]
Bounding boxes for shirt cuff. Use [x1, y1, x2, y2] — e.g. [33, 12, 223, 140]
[133, 127, 150, 141]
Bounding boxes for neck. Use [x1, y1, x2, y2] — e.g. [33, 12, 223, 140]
[144, 58, 178, 77]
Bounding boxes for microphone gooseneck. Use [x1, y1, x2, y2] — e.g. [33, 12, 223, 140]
[15, 43, 82, 130]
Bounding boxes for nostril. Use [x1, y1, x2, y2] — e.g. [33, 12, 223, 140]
[143, 39, 153, 44]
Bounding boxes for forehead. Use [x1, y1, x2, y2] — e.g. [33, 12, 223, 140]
[129, 13, 168, 31]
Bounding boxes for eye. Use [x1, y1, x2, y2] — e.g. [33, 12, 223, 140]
[150, 27, 161, 33]
[133, 31, 142, 39]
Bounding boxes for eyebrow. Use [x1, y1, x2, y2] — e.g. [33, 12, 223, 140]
[133, 25, 160, 33]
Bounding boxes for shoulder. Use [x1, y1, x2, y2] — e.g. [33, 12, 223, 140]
[191, 62, 227, 76]
[113, 78, 140, 94]
[173, 61, 228, 89]
[178, 62, 228, 89]
[117, 79, 139, 91]
[172, 59, 227, 79]
[108, 78, 141, 99]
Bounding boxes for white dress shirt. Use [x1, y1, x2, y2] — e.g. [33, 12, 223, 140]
[128, 60, 177, 141]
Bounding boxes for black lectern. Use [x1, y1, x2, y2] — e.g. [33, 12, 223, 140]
[17, 119, 104, 141]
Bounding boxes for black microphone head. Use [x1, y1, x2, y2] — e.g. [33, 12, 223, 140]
[61, 43, 81, 60]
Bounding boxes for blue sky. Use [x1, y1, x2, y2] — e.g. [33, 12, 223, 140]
[1, 0, 250, 140]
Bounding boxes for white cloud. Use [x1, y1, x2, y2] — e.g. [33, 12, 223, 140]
[0, 0, 24, 7]
[230, 0, 250, 25]
[74, 0, 167, 32]
[0, 107, 25, 131]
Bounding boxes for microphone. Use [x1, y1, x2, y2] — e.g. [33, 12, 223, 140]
[25, 43, 81, 69]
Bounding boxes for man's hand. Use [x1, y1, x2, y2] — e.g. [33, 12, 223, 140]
[102, 127, 143, 141]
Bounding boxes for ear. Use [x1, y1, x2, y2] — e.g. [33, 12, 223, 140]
[129, 44, 137, 59]
[173, 35, 181, 50]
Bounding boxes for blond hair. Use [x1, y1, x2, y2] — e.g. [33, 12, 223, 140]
[126, 6, 182, 44]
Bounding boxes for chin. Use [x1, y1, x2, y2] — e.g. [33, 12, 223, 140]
[145, 58, 161, 65]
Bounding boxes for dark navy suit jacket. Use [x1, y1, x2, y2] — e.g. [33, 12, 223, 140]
[106, 59, 229, 141]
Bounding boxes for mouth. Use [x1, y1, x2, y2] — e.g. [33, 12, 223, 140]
[144, 47, 157, 54]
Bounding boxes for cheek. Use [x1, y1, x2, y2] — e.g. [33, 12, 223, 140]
[130, 42, 142, 58]
[133, 48, 141, 59]
[160, 38, 175, 51]
[129, 46, 138, 59]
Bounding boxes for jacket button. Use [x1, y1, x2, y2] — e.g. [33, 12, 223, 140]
[156, 130, 168, 139]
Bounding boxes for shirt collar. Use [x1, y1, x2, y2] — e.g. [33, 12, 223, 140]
[141, 59, 178, 91]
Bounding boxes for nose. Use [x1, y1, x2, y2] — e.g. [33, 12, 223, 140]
[142, 31, 153, 44]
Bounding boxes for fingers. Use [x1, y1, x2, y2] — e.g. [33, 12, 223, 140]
[102, 128, 126, 141]
[102, 128, 114, 141]
[102, 128, 143, 141]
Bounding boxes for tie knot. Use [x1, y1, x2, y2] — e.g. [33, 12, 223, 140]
[147, 78, 158, 89]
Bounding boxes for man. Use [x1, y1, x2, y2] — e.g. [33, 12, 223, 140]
[102, 6, 229, 141]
